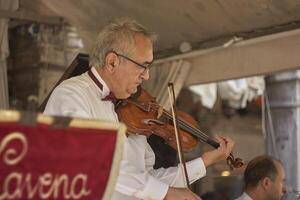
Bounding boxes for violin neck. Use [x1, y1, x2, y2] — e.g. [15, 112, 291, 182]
[206, 138, 220, 149]
[162, 109, 220, 149]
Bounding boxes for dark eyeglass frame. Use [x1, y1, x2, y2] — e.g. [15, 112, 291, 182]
[110, 51, 153, 73]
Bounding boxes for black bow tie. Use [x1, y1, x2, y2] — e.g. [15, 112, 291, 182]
[88, 69, 119, 106]
[102, 92, 119, 105]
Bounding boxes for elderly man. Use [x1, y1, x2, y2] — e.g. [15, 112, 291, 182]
[44, 18, 235, 200]
[235, 155, 287, 200]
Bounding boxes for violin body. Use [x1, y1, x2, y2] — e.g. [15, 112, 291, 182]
[116, 88, 198, 152]
[116, 87, 244, 169]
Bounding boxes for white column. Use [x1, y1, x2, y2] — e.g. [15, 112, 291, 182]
[265, 70, 300, 199]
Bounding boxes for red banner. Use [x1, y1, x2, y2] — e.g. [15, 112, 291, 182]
[0, 111, 125, 200]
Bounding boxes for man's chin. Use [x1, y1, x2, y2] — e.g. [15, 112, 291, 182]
[119, 91, 133, 99]
[132, 87, 138, 94]
[117, 94, 130, 99]
[117, 88, 137, 99]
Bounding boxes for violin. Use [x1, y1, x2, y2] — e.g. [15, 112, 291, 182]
[116, 87, 244, 169]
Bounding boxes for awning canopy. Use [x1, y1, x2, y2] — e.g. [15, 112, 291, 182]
[10, 0, 300, 83]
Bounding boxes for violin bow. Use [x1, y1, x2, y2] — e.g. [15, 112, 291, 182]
[167, 83, 190, 189]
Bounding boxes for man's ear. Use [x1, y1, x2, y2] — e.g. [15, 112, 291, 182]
[105, 52, 117, 72]
[261, 177, 272, 190]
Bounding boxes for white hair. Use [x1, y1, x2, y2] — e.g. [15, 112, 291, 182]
[90, 18, 157, 68]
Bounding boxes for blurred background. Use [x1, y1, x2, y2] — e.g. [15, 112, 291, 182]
[1, 0, 300, 199]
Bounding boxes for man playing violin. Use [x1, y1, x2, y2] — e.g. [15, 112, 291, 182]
[44, 18, 235, 200]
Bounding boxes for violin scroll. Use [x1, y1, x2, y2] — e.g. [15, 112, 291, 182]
[227, 153, 244, 170]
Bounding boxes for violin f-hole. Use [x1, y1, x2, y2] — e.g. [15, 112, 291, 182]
[142, 119, 164, 125]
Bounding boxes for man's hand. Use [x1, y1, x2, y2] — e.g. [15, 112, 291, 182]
[164, 187, 202, 200]
[201, 135, 234, 167]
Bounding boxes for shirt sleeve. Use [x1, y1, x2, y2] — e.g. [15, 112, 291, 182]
[144, 137, 206, 187]
[147, 152, 206, 187]
[115, 135, 206, 200]
[115, 136, 169, 200]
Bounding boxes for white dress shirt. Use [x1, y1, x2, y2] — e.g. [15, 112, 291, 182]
[44, 67, 207, 200]
[235, 192, 253, 200]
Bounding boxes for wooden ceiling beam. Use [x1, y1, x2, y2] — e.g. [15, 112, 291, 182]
[0, 9, 63, 24]
[156, 28, 300, 85]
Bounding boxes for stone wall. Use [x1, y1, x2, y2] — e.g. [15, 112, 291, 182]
[8, 23, 83, 109]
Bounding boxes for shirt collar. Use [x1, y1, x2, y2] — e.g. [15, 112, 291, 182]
[241, 192, 253, 200]
[90, 66, 110, 98]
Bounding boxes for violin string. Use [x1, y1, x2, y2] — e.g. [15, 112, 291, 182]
[147, 102, 218, 147]
[161, 109, 213, 144]
[162, 109, 242, 167]
[161, 109, 208, 139]
[146, 103, 242, 167]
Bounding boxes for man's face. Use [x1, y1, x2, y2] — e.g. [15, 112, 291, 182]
[112, 34, 153, 99]
[267, 163, 287, 200]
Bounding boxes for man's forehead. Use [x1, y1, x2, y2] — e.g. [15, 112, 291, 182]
[274, 161, 285, 178]
[134, 34, 152, 46]
[133, 34, 153, 61]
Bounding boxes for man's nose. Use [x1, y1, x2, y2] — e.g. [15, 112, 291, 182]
[141, 70, 150, 80]
[282, 185, 288, 194]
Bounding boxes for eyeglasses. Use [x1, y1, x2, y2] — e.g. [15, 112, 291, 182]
[110, 51, 153, 74]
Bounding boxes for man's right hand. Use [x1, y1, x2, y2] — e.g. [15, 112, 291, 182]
[164, 187, 202, 200]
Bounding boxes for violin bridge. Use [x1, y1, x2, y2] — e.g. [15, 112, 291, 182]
[157, 106, 163, 119]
